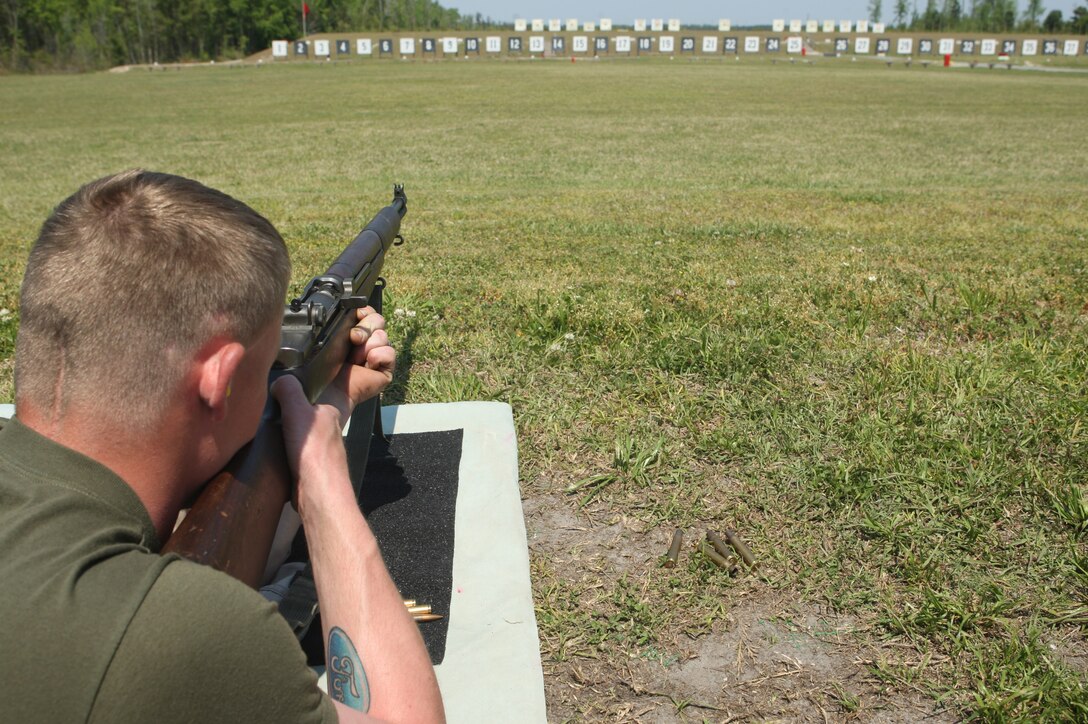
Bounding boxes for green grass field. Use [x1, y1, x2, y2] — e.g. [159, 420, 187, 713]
[1, 58, 1086, 720]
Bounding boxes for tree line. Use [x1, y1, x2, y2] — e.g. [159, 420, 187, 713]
[5, 0, 1087, 72]
[0, 0, 503, 71]
[869, 0, 1088, 33]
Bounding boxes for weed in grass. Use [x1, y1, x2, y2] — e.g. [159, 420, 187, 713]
[966, 627, 1088, 722]
[1047, 482, 1088, 538]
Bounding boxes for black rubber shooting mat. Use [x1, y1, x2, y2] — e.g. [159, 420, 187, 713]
[360, 429, 462, 664]
[298, 428, 462, 666]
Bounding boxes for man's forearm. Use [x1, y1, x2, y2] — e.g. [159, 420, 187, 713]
[301, 466, 445, 723]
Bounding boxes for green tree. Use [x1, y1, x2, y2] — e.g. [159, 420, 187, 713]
[1072, 5, 1088, 33]
[894, 0, 910, 27]
[943, 0, 962, 27]
[1022, 0, 1044, 29]
[1043, 8, 1064, 31]
[921, 0, 942, 29]
[869, 0, 883, 23]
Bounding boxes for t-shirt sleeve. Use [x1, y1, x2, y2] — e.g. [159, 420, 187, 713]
[90, 559, 338, 724]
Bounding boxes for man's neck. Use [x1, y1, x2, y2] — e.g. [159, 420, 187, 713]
[17, 401, 208, 543]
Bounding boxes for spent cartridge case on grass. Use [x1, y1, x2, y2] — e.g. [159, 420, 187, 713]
[664, 529, 683, 568]
[725, 529, 757, 569]
[706, 530, 732, 560]
[700, 541, 739, 575]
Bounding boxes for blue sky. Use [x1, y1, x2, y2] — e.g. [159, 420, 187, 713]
[449, 2, 1079, 26]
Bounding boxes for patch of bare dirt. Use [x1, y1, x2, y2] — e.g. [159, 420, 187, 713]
[525, 493, 657, 576]
[526, 495, 957, 722]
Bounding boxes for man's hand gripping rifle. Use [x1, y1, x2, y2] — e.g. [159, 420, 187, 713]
[162, 186, 408, 588]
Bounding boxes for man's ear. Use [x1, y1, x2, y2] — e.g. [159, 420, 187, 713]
[195, 338, 246, 422]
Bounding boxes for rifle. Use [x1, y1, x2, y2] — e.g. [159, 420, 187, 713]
[162, 185, 407, 588]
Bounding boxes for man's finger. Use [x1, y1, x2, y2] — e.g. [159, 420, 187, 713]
[270, 374, 308, 414]
[364, 344, 396, 373]
[356, 306, 386, 329]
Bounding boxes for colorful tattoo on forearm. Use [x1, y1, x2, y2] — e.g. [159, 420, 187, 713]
[328, 626, 370, 711]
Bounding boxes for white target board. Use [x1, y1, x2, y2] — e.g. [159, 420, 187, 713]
[1022, 39, 1038, 56]
[272, 40, 288, 57]
[789, 19, 802, 32]
[659, 36, 675, 52]
[719, 19, 731, 31]
[549, 19, 561, 31]
[635, 19, 647, 31]
[823, 20, 835, 32]
[583, 22, 595, 31]
[529, 36, 544, 53]
[939, 38, 955, 55]
[356, 38, 373, 55]
[485, 36, 501, 53]
[566, 19, 578, 31]
[314, 39, 330, 56]
[514, 19, 526, 31]
[897, 37, 913, 54]
[872, 22, 884, 33]
[572, 36, 588, 52]
[806, 20, 819, 33]
[440, 37, 456, 54]
[615, 36, 632, 52]
[786, 37, 803, 54]
[530, 19, 543, 31]
[668, 19, 680, 31]
[600, 19, 612, 31]
[772, 19, 785, 32]
[1065, 39, 1080, 55]
[855, 37, 871, 54]
[651, 19, 664, 31]
[398, 38, 413, 54]
[856, 20, 869, 32]
[840, 20, 853, 32]
[980, 38, 997, 55]
[702, 36, 718, 53]
[744, 36, 760, 53]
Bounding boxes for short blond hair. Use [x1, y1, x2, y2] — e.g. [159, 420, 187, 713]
[16, 170, 290, 425]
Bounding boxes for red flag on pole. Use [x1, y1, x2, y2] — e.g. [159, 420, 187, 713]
[303, 2, 310, 16]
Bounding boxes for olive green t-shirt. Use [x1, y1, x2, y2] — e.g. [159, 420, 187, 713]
[0, 417, 337, 723]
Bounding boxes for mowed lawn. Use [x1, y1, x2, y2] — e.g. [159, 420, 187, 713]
[0, 58, 1086, 720]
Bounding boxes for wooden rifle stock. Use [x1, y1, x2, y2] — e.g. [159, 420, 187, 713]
[161, 186, 406, 588]
[161, 407, 290, 588]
